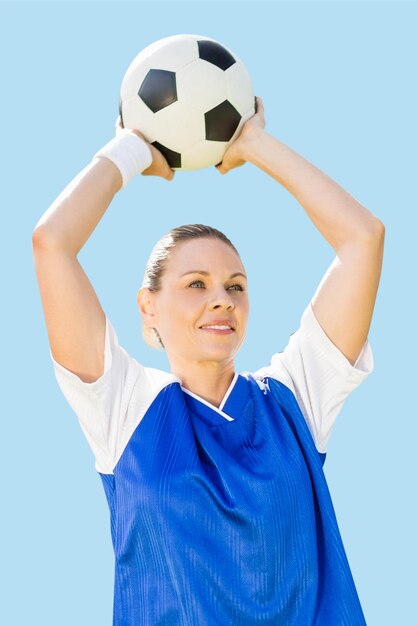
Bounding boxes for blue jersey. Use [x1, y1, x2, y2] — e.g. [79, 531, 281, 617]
[51, 302, 373, 625]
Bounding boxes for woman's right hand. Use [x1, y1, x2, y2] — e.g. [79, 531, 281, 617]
[115, 116, 175, 181]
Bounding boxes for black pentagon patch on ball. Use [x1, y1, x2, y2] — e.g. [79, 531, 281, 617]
[152, 141, 181, 168]
[139, 69, 177, 113]
[197, 40, 236, 71]
[205, 100, 241, 142]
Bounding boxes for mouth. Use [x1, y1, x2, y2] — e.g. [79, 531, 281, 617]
[199, 324, 235, 335]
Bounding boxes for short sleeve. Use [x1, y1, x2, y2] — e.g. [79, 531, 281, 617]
[50, 317, 177, 474]
[252, 302, 374, 453]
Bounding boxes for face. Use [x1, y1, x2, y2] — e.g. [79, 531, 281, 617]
[138, 238, 250, 368]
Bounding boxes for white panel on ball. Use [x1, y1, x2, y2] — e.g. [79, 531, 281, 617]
[182, 140, 227, 171]
[176, 59, 228, 112]
[154, 101, 205, 152]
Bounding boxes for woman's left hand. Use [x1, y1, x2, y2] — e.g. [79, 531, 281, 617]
[215, 96, 266, 174]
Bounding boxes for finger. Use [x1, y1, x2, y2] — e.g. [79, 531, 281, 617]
[161, 162, 175, 179]
[163, 160, 175, 178]
[257, 96, 263, 112]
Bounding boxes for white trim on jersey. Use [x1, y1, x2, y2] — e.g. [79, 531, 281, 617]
[218, 372, 240, 411]
[181, 385, 236, 421]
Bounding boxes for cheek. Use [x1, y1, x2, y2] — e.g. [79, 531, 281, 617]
[236, 292, 249, 310]
[176, 290, 206, 307]
[158, 292, 202, 330]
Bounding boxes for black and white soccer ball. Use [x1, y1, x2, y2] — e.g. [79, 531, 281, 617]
[119, 34, 255, 171]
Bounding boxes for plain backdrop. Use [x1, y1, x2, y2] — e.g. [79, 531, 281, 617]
[1, 1, 416, 624]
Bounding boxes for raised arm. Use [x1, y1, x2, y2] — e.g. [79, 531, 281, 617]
[32, 121, 174, 383]
[217, 97, 385, 367]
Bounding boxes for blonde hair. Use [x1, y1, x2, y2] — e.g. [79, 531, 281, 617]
[140, 224, 240, 350]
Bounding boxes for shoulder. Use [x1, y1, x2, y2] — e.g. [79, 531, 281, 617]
[142, 366, 181, 396]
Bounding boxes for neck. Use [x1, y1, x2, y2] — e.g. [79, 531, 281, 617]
[171, 359, 236, 408]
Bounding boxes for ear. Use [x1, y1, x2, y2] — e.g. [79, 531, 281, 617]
[137, 287, 157, 327]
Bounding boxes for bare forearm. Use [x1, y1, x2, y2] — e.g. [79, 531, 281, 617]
[33, 156, 122, 254]
[243, 131, 383, 251]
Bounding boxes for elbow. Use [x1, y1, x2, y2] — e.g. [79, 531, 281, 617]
[32, 226, 52, 250]
[372, 219, 385, 246]
[341, 218, 385, 257]
[373, 218, 385, 236]
[32, 226, 64, 252]
[362, 217, 385, 243]
[32, 227, 46, 248]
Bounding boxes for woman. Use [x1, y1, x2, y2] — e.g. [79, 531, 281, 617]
[32, 96, 384, 625]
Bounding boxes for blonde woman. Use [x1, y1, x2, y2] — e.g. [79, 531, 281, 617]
[32, 96, 384, 625]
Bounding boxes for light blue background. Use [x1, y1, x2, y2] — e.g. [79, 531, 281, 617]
[1, 1, 415, 624]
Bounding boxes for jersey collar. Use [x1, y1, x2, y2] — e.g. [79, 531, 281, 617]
[181, 373, 251, 425]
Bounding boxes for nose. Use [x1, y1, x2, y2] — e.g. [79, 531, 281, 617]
[208, 287, 235, 310]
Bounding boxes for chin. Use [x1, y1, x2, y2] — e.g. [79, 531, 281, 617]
[199, 346, 237, 362]
[186, 336, 241, 362]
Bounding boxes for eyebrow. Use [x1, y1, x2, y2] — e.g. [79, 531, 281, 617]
[180, 270, 247, 280]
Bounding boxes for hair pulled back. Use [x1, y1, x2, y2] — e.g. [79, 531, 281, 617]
[140, 224, 240, 350]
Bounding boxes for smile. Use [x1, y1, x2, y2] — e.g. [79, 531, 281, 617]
[199, 326, 234, 334]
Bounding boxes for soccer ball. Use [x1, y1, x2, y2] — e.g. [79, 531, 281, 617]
[119, 34, 255, 171]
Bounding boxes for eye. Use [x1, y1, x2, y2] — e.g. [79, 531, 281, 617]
[188, 281, 245, 291]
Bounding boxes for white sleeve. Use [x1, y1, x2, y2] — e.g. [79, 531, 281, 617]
[50, 317, 176, 474]
[252, 302, 374, 453]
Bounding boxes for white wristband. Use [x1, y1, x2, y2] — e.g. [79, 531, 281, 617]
[93, 129, 153, 188]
